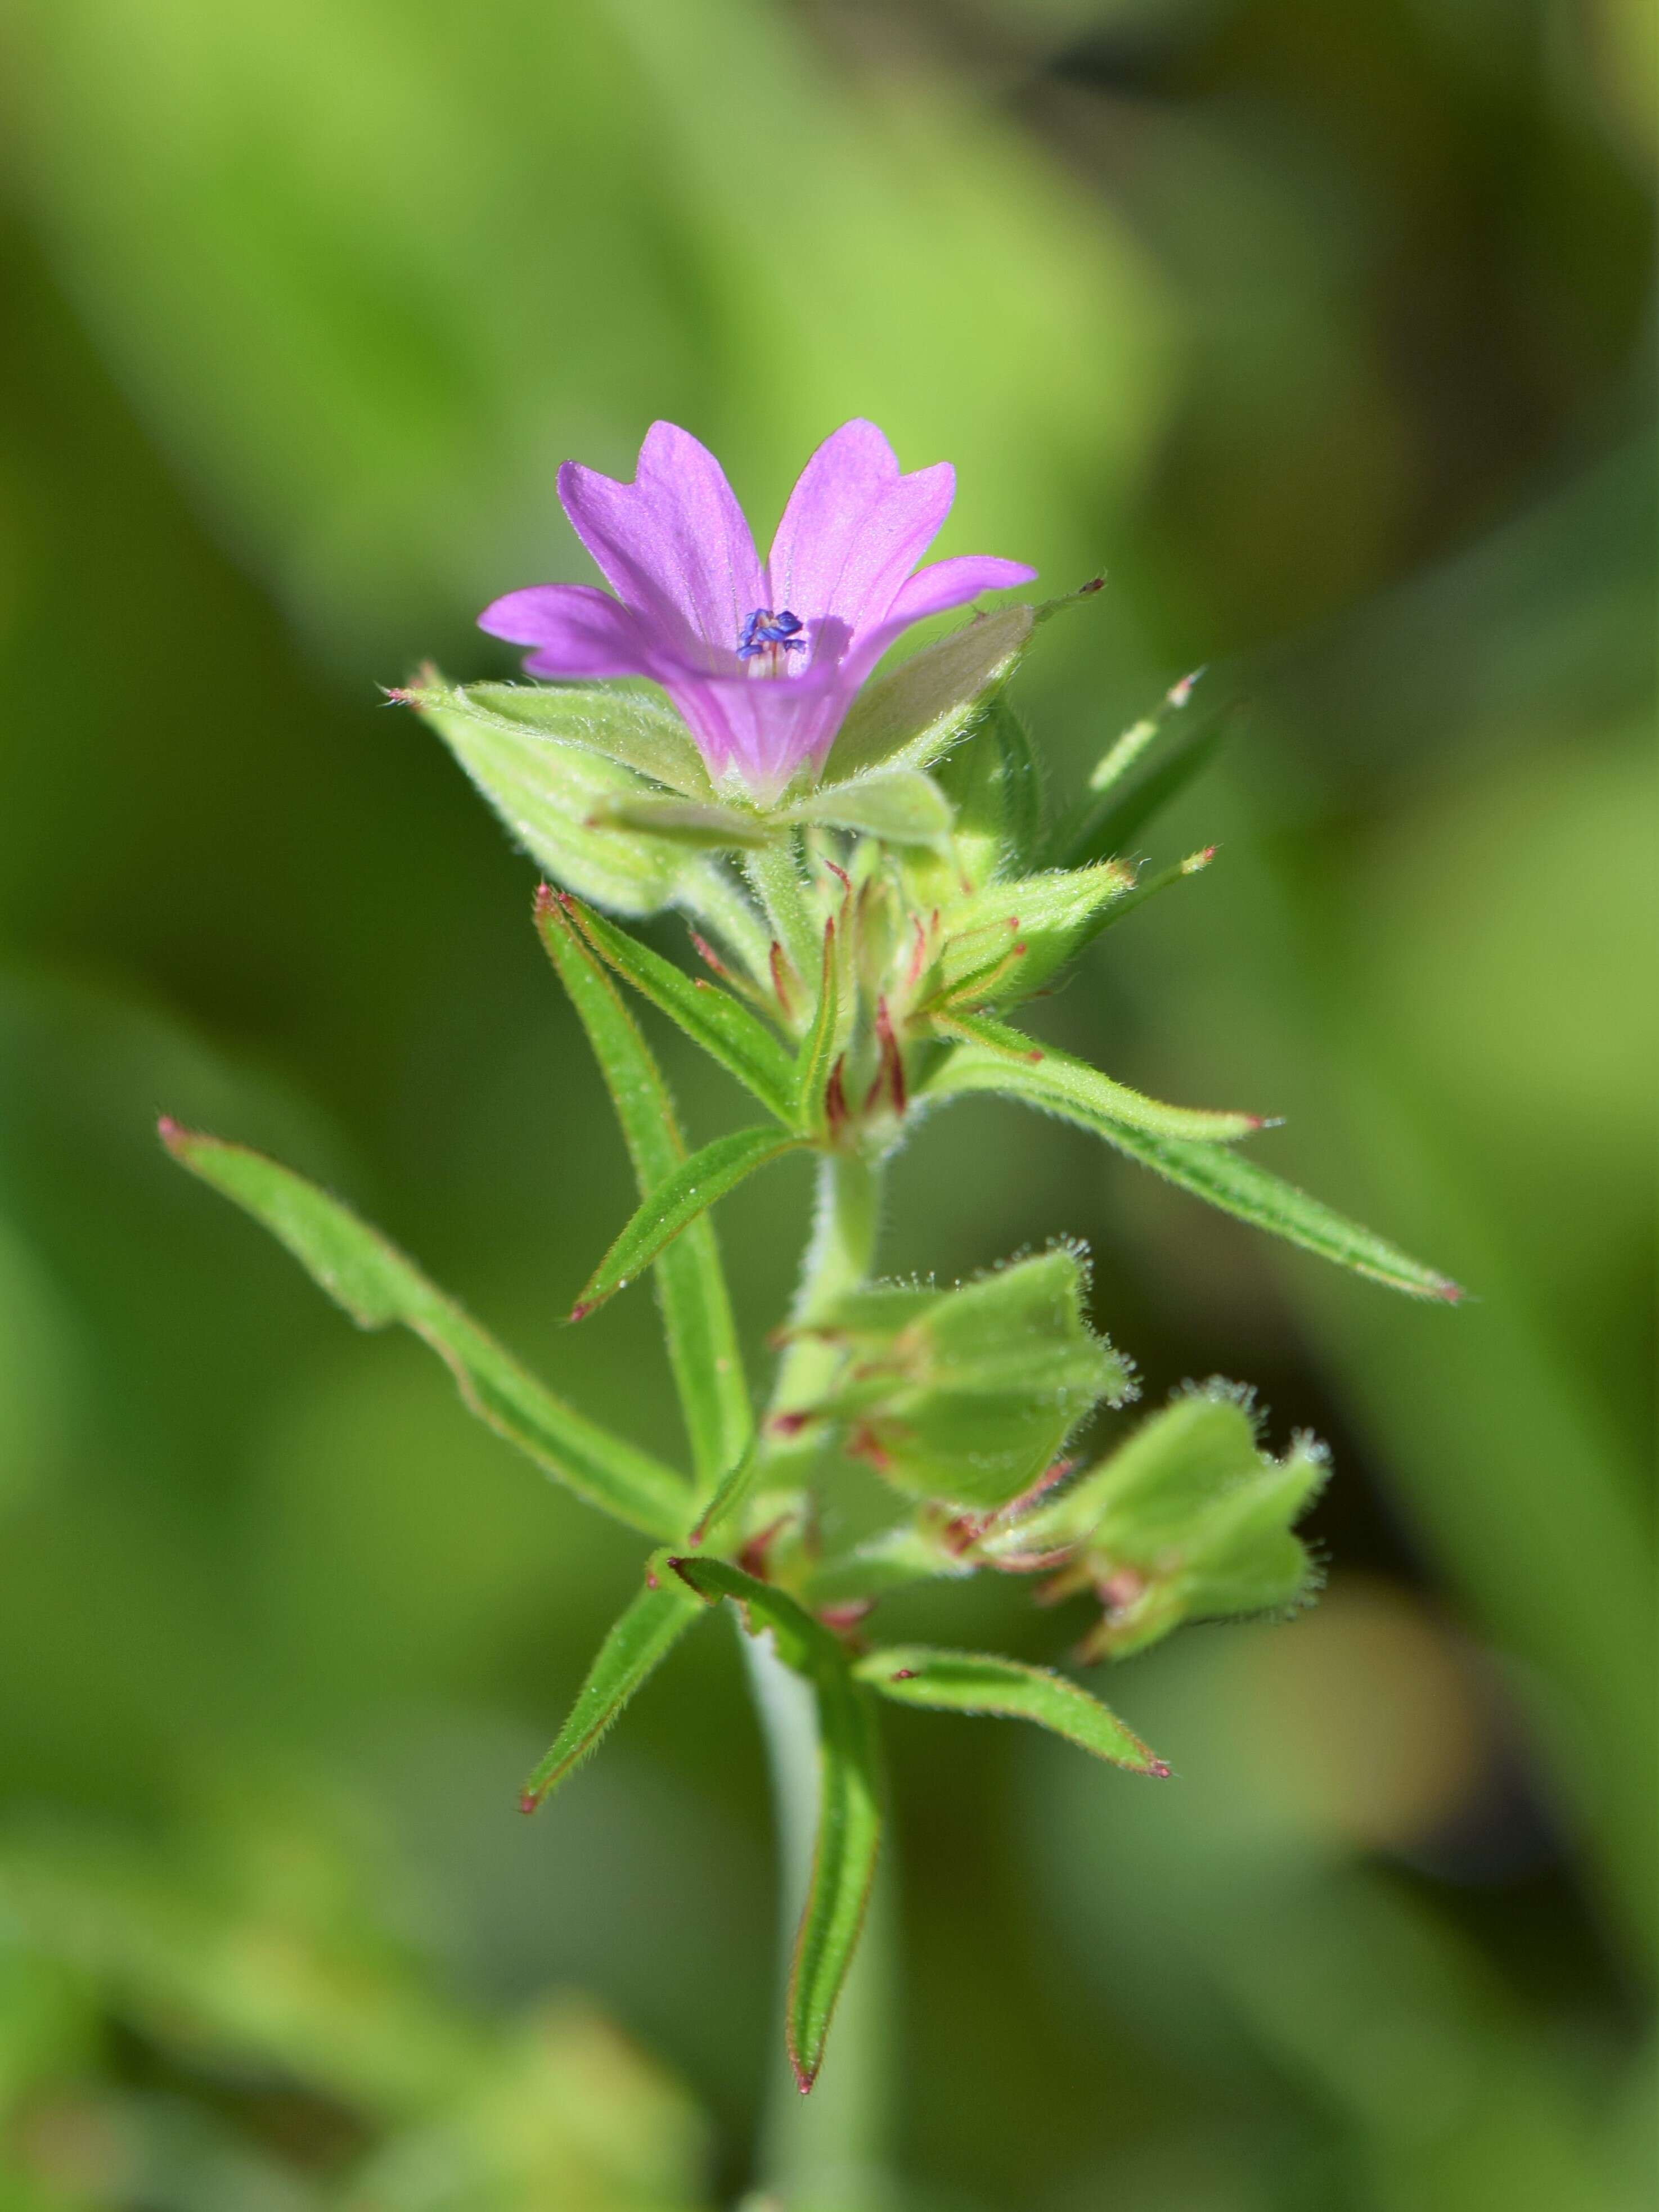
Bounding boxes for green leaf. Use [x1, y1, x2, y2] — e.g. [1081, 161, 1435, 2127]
[922, 1058, 1460, 1298]
[785, 768, 953, 846]
[926, 1014, 1264, 1144]
[827, 605, 1035, 781]
[590, 794, 772, 848]
[405, 669, 733, 917]
[572, 1127, 807, 1318]
[433, 678, 714, 800]
[686, 1438, 763, 1548]
[536, 896, 752, 1491]
[667, 1553, 843, 1674]
[1053, 710, 1230, 872]
[161, 1125, 690, 1538]
[668, 1555, 883, 2092]
[786, 1656, 883, 2094]
[554, 894, 797, 1126]
[792, 919, 841, 1134]
[853, 1647, 1167, 1774]
[520, 1562, 704, 1810]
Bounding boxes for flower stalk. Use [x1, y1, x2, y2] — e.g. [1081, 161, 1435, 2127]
[163, 418, 1460, 2197]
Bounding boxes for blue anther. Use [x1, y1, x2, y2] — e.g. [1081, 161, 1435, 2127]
[738, 607, 806, 660]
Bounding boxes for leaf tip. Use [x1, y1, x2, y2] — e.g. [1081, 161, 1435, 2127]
[156, 1114, 183, 1147]
[1432, 1277, 1467, 1305]
[1167, 666, 1206, 709]
[568, 1300, 594, 1325]
[1148, 1759, 1173, 1779]
[518, 1789, 541, 1815]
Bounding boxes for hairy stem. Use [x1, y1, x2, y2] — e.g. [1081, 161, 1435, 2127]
[745, 1146, 896, 2209]
[768, 1150, 882, 1432]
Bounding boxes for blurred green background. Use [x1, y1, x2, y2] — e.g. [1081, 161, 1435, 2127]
[0, 2, 1652, 2206]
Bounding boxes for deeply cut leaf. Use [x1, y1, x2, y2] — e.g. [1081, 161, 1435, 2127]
[520, 1563, 704, 1809]
[928, 1015, 1263, 1144]
[554, 894, 796, 1125]
[853, 1647, 1167, 1774]
[537, 894, 752, 1491]
[161, 1125, 690, 1537]
[571, 1128, 807, 1318]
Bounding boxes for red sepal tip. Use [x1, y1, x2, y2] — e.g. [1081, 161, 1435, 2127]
[568, 1301, 593, 1324]
[519, 1791, 540, 1815]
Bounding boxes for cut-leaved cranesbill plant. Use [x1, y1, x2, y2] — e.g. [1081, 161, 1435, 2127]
[164, 420, 1457, 2182]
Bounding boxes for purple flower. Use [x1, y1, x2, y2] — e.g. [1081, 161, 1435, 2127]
[479, 420, 1036, 796]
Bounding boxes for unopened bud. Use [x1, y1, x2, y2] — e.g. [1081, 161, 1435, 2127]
[796, 1249, 1133, 1511]
[991, 1382, 1328, 1660]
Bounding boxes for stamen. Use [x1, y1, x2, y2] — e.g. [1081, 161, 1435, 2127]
[738, 607, 807, 661]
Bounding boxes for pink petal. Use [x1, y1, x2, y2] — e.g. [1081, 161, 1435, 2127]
[663, 665, 850, 795]
[882, 555, 1038, 630]
[558, 422, 765, 670]
[478, 584, 660, 680]
[768, 420, 956, 638]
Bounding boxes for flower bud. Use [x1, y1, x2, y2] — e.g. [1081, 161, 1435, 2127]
[793, 1249, 1133, 1511]
[991, 1383, 1328, 1660]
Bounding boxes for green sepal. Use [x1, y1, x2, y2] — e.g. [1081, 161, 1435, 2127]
[785, 769, 954, 847]
[930, 693, 1045, 892]
[552, 893, 796, 1125]
[796, 1248, 1132, 1511]
[571, 1128, 807, 1318]
[928, 863, 1136, 1010]
[425, 676, 714, 798]
[925, 1014, 1264, 1145]
[589, 795, 772, 848]
[160, 1124, 690, 1539]
[826, 605, 1034, 782]
[852, 1646, 1167, 1774]
[520, 1559, 705, 1810]
[668, 1555, 883, 2093]
[1002, 1387, 1330, 1660]
[404, 670, 729, 914]
[535, 894, 751, 1491]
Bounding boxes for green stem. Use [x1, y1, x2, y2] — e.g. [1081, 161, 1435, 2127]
[743, 1146, 896, 2211]
[767, 1150, 882, 1429]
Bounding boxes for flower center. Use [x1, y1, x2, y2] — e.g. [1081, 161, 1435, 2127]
[737, 607, 806, 671]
